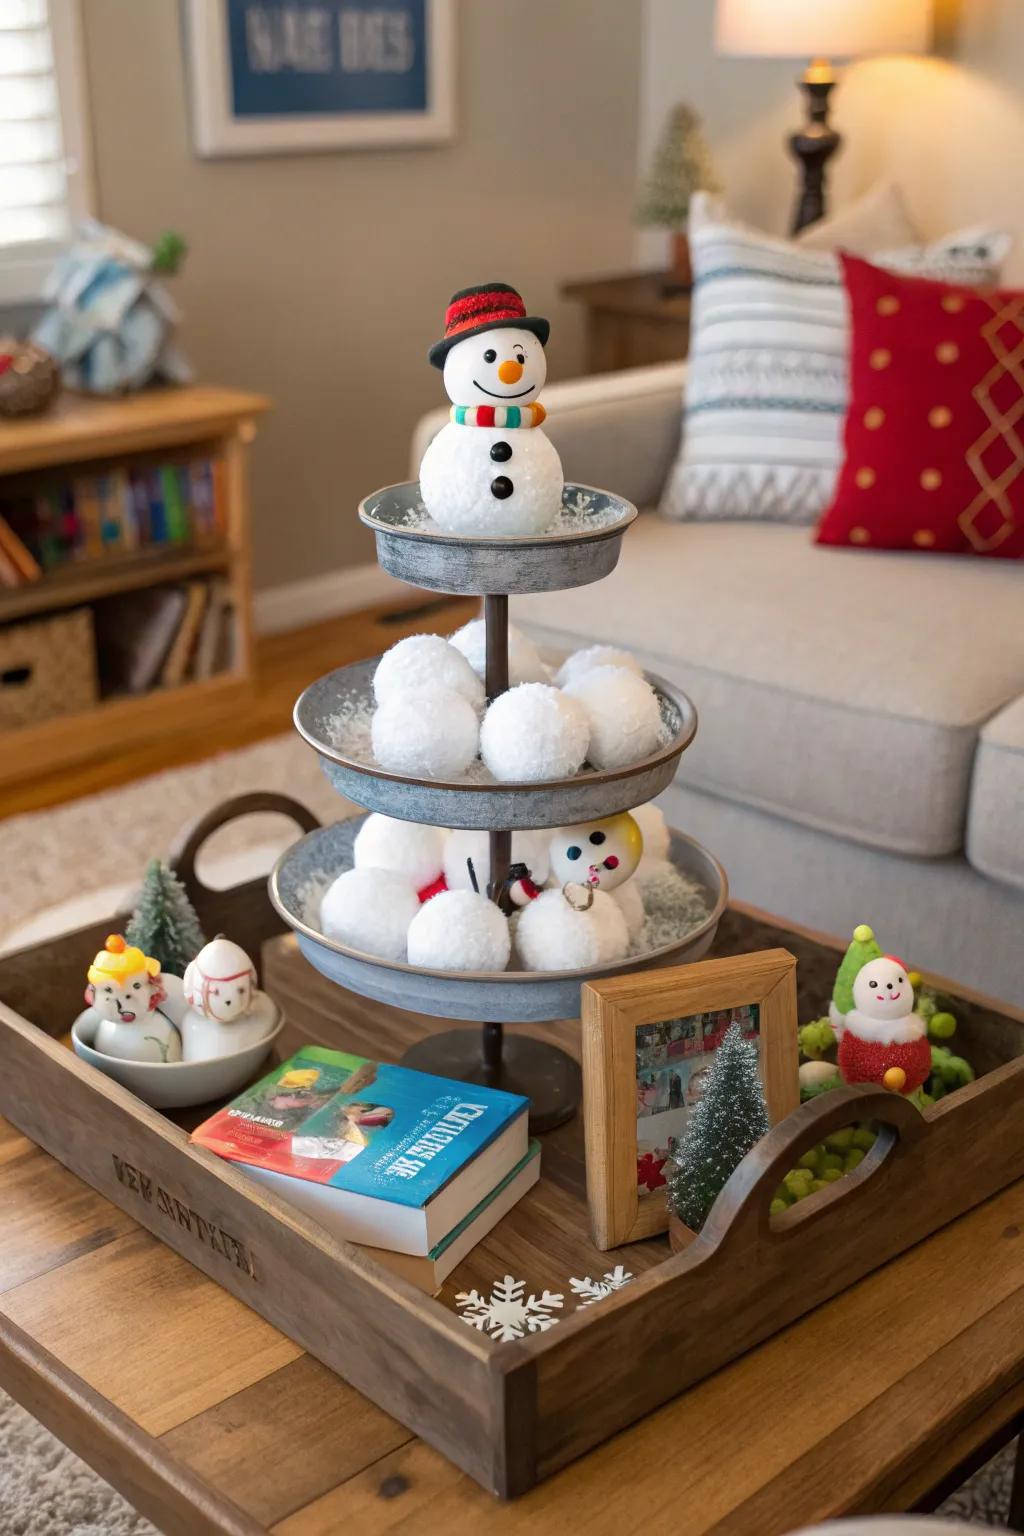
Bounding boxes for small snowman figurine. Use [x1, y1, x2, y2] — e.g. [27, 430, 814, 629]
[548, 813, 644, 893]
[838, 955, 931, 1095]
[85, 934, 184, 1063]
[419, 282, 564, 536]
[180, 936, 280, 1062]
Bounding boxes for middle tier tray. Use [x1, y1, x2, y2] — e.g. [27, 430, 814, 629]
[295, 657, 698, 830]
[270, 818, 728, 1025]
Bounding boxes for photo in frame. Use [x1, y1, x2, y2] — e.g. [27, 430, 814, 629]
[582, 951, 800, 1250]
[184, 0, 455, 158]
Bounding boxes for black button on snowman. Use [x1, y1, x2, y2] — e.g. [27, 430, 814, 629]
[419, 283, 564, 536]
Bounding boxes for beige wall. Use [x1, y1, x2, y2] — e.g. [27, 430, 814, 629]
[636, 0, 1024, 282]
[80, 0, 642, 590]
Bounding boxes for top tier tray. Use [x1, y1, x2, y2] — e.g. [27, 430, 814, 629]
[359, 480, 638, 595]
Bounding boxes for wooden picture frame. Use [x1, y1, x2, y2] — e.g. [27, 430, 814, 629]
[184, 0, 455, 159]
[582, 950, 800, 1250]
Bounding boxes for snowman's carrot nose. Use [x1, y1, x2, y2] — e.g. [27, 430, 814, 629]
[498, 359, 523, 384]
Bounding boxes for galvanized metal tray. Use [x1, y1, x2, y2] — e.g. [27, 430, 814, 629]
[269, 817, 727, 1024]
[294, 657, 697, 831]
[358, 481, 638, 596]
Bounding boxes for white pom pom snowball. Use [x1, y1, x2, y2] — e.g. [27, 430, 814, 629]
[480, 684, 589, 783]
[353, 814, 446, 890]
[371, 687, 479, 779]
[448, 619, 549, 687]
[320, 868, 419, 961]
[631, 802, 671, 868]
[555, 645, 642, 690]
[612, 879, 646, 944]
[443, 828, 550, 892]
[373, 634, 484, 714]
[515, 887, 629, 972]
[406, 889, 511, 972]
[563, 665, 662, 771]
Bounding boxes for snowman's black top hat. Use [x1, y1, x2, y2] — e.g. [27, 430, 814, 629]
[428, 282, 550, 368]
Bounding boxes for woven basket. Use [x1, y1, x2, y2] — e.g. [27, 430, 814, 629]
[0, 607, 99, 730]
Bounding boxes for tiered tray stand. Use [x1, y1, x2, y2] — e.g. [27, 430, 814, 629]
[271, 481, 727, 1129]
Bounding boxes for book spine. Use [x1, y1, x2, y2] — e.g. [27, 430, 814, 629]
[0, 514, 42, 582]
[147, 469, 167, 544]
[97, 473, 123, 552]
[117, 469, 140, 552]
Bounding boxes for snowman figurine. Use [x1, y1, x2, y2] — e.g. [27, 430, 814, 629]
[838, 955, 932, 1095]
[180, 936, 280, 1062]
[83, 934, 185, 1063]
[548, 813, 644, 893]
[419, 282, 564, 536]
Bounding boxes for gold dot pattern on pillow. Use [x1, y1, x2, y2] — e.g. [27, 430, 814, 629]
[869, 348, 891, 370]
[864, 406, 885, 429]
[929, 405, 952, 428]
[855, 467, 876, 489]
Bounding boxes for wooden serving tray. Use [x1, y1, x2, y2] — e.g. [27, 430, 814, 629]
[1, 795, 1023, 1499]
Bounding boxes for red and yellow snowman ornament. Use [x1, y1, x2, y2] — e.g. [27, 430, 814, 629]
[837, 953, 931, 1095]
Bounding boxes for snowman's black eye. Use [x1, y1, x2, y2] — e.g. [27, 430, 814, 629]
[566, 845, 582, 861]
[589, 831, 606, 845]
[869, 980, 878, 988]
[483, 348, 496, 363]
[515, 350, 525, 363]
[133, 981, 141, 990]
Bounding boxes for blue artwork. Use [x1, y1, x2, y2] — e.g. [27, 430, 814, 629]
[226, 0, 429, 118]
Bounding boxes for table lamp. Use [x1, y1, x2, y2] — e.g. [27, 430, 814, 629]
[715, 0, 931, 233]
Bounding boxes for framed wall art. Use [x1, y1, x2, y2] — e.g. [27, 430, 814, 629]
[184, 0, 455, 158]
[582, 950, 800, 1250]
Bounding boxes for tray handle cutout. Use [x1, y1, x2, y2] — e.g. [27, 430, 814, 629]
[168, 792, 321, 944]
[700, 1083, 927, 1252]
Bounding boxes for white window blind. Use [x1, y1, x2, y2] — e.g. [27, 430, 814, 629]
[0, 0, 92, 301]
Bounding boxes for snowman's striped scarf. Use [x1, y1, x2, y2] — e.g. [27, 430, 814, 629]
[450, 402, 546, 428]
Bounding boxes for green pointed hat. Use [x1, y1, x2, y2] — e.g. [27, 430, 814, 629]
[832, 924, 882, 1015]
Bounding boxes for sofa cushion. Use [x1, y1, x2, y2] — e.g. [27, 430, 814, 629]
[659, 193, 1012, 528]
[967, 697, 1024, 889]
[514, 518, 1024, 857]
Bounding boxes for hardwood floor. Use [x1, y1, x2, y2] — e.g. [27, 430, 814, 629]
[2, 594, 478, 819]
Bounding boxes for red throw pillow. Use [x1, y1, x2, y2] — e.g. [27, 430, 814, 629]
[816, 253, 1024, 557]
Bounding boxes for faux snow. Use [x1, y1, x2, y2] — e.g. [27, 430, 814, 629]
[406, 889, 511, 972]
[515, 886, 629, 972]
[563, 665, 663, 771]
[372, 634, 484, 714]
[555, 644, 642, 690]
[382, 486, 626, 540]
[320, 867, 419, 961]
[443, 828, 550, 893]
[633, 859, 711, 954]
[448, 619, 549, 687]
[480, 684, 589, 783]
[371, 687, 480, 779]
[353, 814, 446, 891]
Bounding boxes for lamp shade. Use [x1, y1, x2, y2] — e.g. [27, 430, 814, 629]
[715, 0, 930, 59]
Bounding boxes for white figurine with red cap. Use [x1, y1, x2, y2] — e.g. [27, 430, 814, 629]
[180, 936, 280, 1062]
[419, 282, 564, 537]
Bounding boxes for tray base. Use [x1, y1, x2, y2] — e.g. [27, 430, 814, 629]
[401, 1024, 581, 1133]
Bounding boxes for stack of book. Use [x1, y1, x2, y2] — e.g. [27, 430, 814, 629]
[191, 1046, 539, 1292]
[94, 576, 238, 694]
[0, 454, 225, 588]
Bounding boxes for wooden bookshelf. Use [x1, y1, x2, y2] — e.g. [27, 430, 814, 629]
[0, 385, 270, 797]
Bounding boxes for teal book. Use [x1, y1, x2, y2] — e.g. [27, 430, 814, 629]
[191, 1046, 530, 1255]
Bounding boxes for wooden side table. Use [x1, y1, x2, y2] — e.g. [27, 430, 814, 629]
[562, 271, 691, 374]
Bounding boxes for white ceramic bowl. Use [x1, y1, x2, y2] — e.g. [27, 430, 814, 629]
[71, 1005, 284, 1109]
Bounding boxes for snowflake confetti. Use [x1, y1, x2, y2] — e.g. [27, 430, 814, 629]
[568, 1266, 634, 1307]
[455, 1275, 564, 1341]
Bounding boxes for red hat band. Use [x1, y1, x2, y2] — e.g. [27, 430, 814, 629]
[444, 287, 526, 342]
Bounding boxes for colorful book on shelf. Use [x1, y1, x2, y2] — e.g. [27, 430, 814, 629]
[191, 1046, 531, 1256]
[366, 1142, 541, 1293]
[0, 513, 41, 583]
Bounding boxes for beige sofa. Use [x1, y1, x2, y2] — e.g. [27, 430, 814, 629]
[412, 363, 1024, 1005]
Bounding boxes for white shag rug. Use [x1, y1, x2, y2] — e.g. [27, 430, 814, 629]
[0, 734, 1016, 1531]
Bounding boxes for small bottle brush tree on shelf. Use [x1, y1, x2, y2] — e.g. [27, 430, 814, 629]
[667, 1022, 770, 1233]
[637, 102, 721, 290]
[125, 859, 206, 979]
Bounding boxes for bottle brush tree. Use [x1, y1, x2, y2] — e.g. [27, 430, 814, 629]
[125, 858, 206, 978]
[667, 1021, 770, 1232]
[637, 102, 722, 229]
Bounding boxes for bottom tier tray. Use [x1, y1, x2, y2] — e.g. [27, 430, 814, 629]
[269, 817, 728, 1026]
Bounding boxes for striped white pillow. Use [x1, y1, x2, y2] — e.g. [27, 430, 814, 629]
[661, 194, 1012, 524]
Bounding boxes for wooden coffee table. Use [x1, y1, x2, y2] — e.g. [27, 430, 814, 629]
[3, 906, 1024, 1536]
